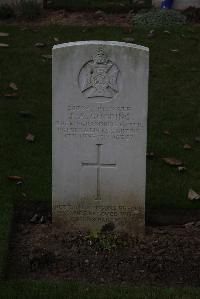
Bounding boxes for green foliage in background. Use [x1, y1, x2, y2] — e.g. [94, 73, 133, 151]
[133, 9, 187, 26]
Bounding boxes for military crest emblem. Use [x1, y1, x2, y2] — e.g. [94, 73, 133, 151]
[78, 48, 120, 101]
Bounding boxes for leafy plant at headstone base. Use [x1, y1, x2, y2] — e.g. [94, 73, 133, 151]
[132, 9, 187, 26]
[85, 231, 130, 251]
[0, 4, 15, 19]
[16, 0, 42, 21]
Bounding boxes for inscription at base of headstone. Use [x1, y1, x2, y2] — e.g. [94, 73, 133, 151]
[52, 41, 149, 236]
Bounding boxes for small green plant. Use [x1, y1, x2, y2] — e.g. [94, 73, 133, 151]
[133, 9, 187, 26]
[85, 230, 129, 252]
[0, 4, 15, 19]
[17, 0, 42, 21]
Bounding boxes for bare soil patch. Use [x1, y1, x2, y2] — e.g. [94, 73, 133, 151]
[7, 206, 200, 286]
[0, 10, 132, 27]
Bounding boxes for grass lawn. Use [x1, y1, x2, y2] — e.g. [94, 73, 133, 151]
[0, 23, 200, 296]
[0, 281, 200, 298]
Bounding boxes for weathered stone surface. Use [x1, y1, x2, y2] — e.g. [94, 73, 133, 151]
[52, 41, 149, 236]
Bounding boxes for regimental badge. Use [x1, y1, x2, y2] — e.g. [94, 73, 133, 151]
[78, 48, 120, 101]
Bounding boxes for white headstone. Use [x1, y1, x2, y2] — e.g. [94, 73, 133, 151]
[52, 41, 149, 236]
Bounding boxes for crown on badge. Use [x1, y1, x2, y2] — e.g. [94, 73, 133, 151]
[93, 48, 108, 65]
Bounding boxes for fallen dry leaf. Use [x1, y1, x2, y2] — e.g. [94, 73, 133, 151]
[53, 37, 59, 42]
[30, 214, 39, 224]
[3, 93, 17, 97]
[163, 158, 183, 166]
[0, 43, 9, 48]
[195, 220, 200, 227]
[171, 49, 179, 53]
[9, 82, 18, 91]
[188, 189, 200, 201]
[184, 222, 194, 228]
[163, 130, 171, 136]
[164, 30, 170, 34]
[122, 37, 135, 43]
[20, 27, 28, 31]
[147, 30, 155, 38]
[178, 166, 187, 172]
[25, 133, 35, 142]
[183, 144, 192, 150]
[195, 136, 200, 143]
[146, 152, 155, 159]
[18, 110, 32, 117]
[16, 181, 22, 185]
[0, 32, 9, 37]
[42, 54, 52, 60]
[8, 175, 23, 181]
[35, 42, 46, 47]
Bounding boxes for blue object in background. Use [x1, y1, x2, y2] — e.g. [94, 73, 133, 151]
[161, 0, 173, 9]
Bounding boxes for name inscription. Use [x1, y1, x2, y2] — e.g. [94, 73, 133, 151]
[56, 105, 144, 140]
[54, 204, 142, 224]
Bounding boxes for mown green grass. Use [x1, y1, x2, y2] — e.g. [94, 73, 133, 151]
[0, 281, 200, 299]
[0, 201, 13, 279]
[0, 24, 199, 211]
[0, 24, 200, 297]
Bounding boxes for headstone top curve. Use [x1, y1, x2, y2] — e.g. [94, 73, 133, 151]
[53, 40, 149, 52]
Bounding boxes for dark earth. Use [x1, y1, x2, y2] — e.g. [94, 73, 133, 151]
[7, 206, 200, 286]
[1, 7, 200, 27]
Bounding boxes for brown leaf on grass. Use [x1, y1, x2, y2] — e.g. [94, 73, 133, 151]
[0, 43, 9, 48]
[53, 37, 59, 42]
[195, 220, 200, 227]
[178, 166, 187, 172]
[163, 158, 183, 166]
[146, 152, 155, 159]
[188, 189, 200, 201]
[184, 222, 194, 228]
[195, 136, 200, 143]
[122, 37, 135, 43]
[0, 32, 9, 37]
[147, 30, 155, 38]
[42, 54, 52, 60]
[9, 82, 18, 91]
[8, 176, 23, 181]
[183, 144, 192, 150]
[163, 130, 171, 136]
[18, 110, 32, 117]
[25, 133, 35, 142]
[170, 49, 179, 53]
[3, 93, 17, 97]
[35, 42, 46, 47]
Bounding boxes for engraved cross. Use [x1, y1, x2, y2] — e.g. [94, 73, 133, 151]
[81, 144, 116, 200]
